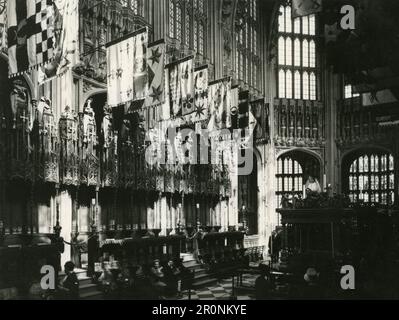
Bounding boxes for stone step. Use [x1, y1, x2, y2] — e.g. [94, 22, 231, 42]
[183, 260, 202, 269]
[79, 283, 100, 296]
[80, 290, 104, 300]
[194, 268, 208, 277]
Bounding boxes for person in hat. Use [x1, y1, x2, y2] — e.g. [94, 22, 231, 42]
[302, 267, 323, 299]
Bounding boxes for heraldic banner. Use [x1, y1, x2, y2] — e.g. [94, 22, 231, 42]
[38, 0, 80, 83]
[146, 39, 165, 107]
[107, 27, 147, 107]
[167, 55, 194, 118]
[190, 65, 209, 123]
[8, 0, 56, 77]
[208, 77, 231, 131]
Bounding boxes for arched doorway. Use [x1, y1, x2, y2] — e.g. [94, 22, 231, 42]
[275, 149, 321, 208]
[342, 148, 394, 205]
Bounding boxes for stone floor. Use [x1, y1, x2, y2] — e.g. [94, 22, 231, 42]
[180, 274, 257, 300]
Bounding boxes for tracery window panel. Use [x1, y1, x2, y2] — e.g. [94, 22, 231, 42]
[276, 157, 303, 209]
[277, 3, 318, 101]
[303, 72, 309, 100]
[286, 70, 293, 99]
[294, 71, 301, 99]
[234, 0, 260, 89]
[346, 152, 395, 205]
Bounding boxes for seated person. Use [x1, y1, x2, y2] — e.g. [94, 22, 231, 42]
[131, 265, 156, 300]
[164, 260, 182, 296]
[255, 264, 273, 300]
[116, 266, 134, 298]
[150, 259, 168, 298]
[59, 261, 79, 300]
[302, 267, 324, 300]
[98, 263, 117, 296]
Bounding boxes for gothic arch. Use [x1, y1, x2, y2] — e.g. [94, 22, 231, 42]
[277, 147, 323, 167]
[81, 88, 107, 112]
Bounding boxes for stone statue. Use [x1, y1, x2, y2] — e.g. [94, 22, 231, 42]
[83, 98, 96, 145]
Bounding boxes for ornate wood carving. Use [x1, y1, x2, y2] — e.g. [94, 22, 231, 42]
[274, 98, 325, 148]
[336, 97, 393, 149]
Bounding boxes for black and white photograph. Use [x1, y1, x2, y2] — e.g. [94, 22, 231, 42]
[0, 0, 399, 303]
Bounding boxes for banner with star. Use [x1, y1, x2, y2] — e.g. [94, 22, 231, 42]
[180, 58, 194, 116]
[145, 39, 165, 108]
[106, 28, 147, 107]
[190, 65, 208, 123]
[166, 55, 194, 118]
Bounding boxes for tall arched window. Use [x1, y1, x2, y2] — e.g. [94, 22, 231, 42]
[235, 0, 261, 91]
[169, 0, 182, 41]
[344, 150, 395, 205]
[277, 2, 318, 100]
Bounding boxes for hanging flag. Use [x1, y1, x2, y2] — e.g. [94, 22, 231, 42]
[180, 58, 194, 116]
[132, 29, 148, 101]
[0, 3, 6, 51]
[146, 39, 165, 107]
[38, 0, 80, 83]
[167, 56, 193, 118]
[208, 77, 231, 131]
[227, 85, 239, 129]
[238, 90, 249, 129]
[250, 99, 269, 142]
[190, 65, 208, 123]
[7, 0, 56, 77]
[292, 0, 322, 18]
[159, 68, 171, 121]
[106, 28, 147, 107]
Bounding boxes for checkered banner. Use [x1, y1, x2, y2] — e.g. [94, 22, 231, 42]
[7, 0, 55, 77]
[38, 0, 80, 84]
[0, 3, 7, 51]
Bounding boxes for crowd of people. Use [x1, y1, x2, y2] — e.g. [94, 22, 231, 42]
[96, 258, 193, 300]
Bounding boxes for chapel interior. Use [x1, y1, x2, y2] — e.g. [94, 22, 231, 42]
[1, 0, 399, 300]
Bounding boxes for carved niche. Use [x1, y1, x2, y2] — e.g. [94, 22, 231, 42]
[274, 98, 325, 148]
[33, 97, 59, 184]
[101, 105, 118, 187]
[79, 98, 100, 186]
[8, 80, 31, 181]
[59, 105, 79, 186]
